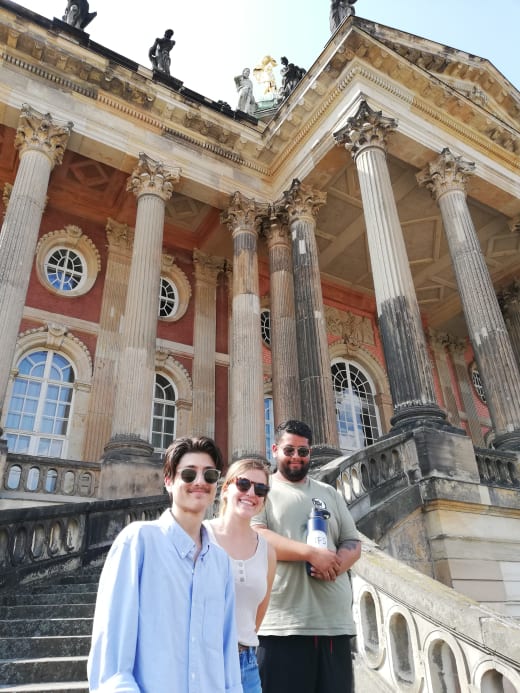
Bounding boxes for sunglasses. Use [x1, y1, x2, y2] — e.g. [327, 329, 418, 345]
[179, 467, 221, 484]
[281, 446, 310, 457]
[233, 477, 270, 498]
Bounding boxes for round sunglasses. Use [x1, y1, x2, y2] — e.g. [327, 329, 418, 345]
[179, 467, 221, 484]
[233, 477, 269, 498]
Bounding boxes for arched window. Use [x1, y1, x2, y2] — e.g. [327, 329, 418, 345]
[264, 396, 274, 464]
[159, 277, 179, 319]
[331, 359, 381, 453]
[151, 373, 177, 450]
[5, 350, 75, 457]
[45, 247, 85, 292]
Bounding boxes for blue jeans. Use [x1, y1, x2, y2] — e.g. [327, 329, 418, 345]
[239, 646, 262, 693]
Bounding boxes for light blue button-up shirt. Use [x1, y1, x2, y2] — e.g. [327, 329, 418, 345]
[88, 510, 243, 693]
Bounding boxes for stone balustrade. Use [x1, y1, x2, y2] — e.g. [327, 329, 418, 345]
[0, 494, 168, 589]
[475, 447, 520, 487]
[1, 453, 102, 504]
[352, 537, 520, 691]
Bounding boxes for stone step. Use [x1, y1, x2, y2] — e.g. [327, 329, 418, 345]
[19, 582, 98, 595]
[0, 656, 87, 686]
[0, 618, 92, 638]
[0, 604, 94, 620]
[0, 592, 97, 607]
[0, 683, 88, 692]
[0, 636, 90, 659]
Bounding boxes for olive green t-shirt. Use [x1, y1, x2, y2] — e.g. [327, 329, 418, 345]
[252, 475, 359, 636]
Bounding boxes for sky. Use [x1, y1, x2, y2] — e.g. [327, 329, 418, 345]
[16, 1, 520, 108]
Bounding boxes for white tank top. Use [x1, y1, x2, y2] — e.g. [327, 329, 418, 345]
[205, 523, 268, 646]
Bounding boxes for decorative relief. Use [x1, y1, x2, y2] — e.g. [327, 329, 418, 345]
[417, 148, 475, 199]
[14, 104, 73, 167]
[193, 249, 226, 281]
[282, 178, 326, 221]
[106, 217, 134, 251]
[127, 152, 181, 202]
[221, 191, 268, 232]
[334, 100, 397, 157]
[325, 306, 375, 349]
[16, 323, 93, 375]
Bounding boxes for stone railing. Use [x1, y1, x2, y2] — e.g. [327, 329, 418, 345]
[0, 494, 169, 589]
[475, 447, 520, 487]
[353, 537, 520, 692]
[0, 452, 101, 503]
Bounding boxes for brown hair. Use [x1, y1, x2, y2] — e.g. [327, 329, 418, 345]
[219, 458, 270, 516]
[163, 436, 224, 499]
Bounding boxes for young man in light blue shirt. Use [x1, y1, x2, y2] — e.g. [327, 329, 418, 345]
[88, 436, 243, 693]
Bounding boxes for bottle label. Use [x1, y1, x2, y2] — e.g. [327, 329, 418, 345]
[307, 530, 327, 548]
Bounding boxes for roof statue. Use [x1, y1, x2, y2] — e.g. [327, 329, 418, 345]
[235, 68, 257, 115]
[253, 56, 278, 100]
[330, 0, 357, 32]
[149, 29, 175, 76]
[280, 56, 306, 100]
[62, 0, 97, 30]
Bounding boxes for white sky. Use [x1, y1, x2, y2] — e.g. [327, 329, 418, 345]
[16, 0, 520, 107]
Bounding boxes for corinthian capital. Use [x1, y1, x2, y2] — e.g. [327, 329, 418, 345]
[333, 100, 397, 158]
[282, 179, 326, 221]
[127, 152, 181, 201]
[14, 104, 73, 168]
[416, 148, 475, 200]
[221, 191, 268, 235]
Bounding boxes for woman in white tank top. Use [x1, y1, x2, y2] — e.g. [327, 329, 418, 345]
[206, 459, 276, 693]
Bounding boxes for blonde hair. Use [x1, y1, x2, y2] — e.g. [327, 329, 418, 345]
[219, 458, 270, 516]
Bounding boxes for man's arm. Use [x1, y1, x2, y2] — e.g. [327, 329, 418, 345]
[255, 525, 341, 574]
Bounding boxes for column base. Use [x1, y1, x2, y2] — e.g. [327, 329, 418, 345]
[103, 434, 154, 459]
[390, 404, 459, 434]
[492, 429, 520, 452]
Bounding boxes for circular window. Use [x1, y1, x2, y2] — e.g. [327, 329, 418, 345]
[45, 248, 85, 292]
[469, 362, 486, 403]
[36, 225, 100, 297]
[159, 277, 179, 319]
[261, 309, 271, 347]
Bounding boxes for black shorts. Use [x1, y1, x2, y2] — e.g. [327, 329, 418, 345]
[257, 634, 353, 693]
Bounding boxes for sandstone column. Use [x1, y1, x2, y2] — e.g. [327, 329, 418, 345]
[105, 153, 180, 455]
[83, 219, 133, 460]
[335, 101, 446, 430]
[428, 330, 462, 428]
[498, 280, 520, 371]
[191, 250, 225, 438]
[283, 179, 339, 451]
[263, 213, 301, 425]
[0, 105, 72, 432]
[418, 148, 520, 450]
[221, 192, 266, 461]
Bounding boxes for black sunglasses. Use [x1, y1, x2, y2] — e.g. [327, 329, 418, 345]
[282, 446, 311, 457]
[234, 477, 270, 498]
[179, 467, 221, 484]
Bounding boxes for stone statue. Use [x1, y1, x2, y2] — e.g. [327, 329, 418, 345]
[330, 0, 357, 32]
[253, 56, 278, 99]
[235, 68, 256, 115]
[280, 57, 306, 100]
[148, 30, 175, 75]
[62, 0, 97, 30]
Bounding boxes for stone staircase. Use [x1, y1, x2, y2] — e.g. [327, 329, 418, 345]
[0, 569, 99, 691]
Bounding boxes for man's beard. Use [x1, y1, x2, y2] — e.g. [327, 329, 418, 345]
[278, 460, 310, 482]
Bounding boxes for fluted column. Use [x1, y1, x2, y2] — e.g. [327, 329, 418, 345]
[83, 219, 133, 460]
[263, 213, 301, 425]
[222, 192, 267, 461]
[418, 148, 520, 450]
[0, 105, 72, 432]
[335, 101, 446, 429]
[106, 154, 180, 455]
[191, 250, 225, 438]
[428, 330, 462, 428]
[283, 179, 339, 451]
[498, 280, 520, 371]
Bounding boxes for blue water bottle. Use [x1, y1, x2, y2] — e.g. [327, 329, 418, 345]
[306, 498, 331, 576]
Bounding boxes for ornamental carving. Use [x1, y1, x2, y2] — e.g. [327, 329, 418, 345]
[325, 306, 374, 349]
[417, 148, 475, 199]
[334, 100, 397, 157]
[282, 179, 326, 221]
[193, 249, 226, 281]
[221, 191, 268, 232]
[14, 104, 73, 167]
[127, 153, 180, 202]
[106, 218, 134, 251]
